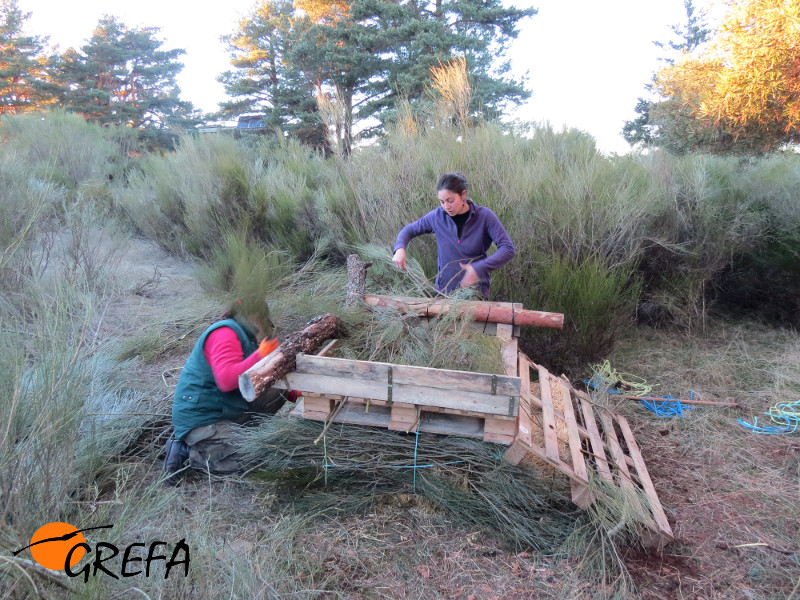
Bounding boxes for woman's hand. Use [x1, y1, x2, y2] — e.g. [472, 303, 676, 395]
[459, 263, 479, 288]
[392, 248, 407, 271]
[258, 337, 280, 358]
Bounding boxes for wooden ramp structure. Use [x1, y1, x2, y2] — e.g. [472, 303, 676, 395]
[503, 353, 674, 546]
[256, 278, 673, 546]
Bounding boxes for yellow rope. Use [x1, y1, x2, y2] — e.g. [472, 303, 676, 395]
[588, 359, 654, 397]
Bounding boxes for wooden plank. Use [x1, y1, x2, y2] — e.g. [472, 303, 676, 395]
[553, 377, 589, 484]
[570, 481, 593, 509]
[599, 411, 658, 532]
[483, 416, 517, 444]
[419, 412, 485, 438]
[536, 365, 561, 463]
[516, 352, 532, 447]
[579, 398, 613, 482]
[616, 415, 674, 539]
[282, 371, 516, 416]
[389, 404, 419, 432]
[503, 439, 529, 465]
[408, 404, 515, 420]
[498, 330, 518, 382]
[512, 302, 523, 337]
[295, 354, 520, 397]
[496, 322, 513, 342]
[333, 403, 392, 428]
[303, 396, 333, 415]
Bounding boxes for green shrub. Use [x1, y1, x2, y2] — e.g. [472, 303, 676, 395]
[523, 255, 642, 373]
[0, 109, 139, 195]
[118, 134, 319, 261]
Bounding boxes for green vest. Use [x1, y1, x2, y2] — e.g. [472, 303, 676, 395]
[172, 318, 259, 440]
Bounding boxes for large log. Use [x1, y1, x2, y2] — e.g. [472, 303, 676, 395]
[364, 294, 564, 329]
[239, 313, 343, 402]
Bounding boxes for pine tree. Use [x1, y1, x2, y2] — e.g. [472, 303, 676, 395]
[57, 16, 198, 148]
[622, 0, 711, 149]
[0, 0, 59, 115]
[221, 0, 535, 153]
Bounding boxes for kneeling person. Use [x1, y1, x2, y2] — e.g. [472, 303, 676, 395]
[165, 298, 284, 479]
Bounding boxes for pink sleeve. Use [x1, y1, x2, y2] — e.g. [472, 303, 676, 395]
[203, 327, 263, 393]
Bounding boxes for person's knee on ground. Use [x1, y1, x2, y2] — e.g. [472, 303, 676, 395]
[184, 421, 250, 474]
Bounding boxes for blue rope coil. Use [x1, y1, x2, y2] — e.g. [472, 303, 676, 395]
[738, 399, 800, 434]
[639, 395, 695, 418]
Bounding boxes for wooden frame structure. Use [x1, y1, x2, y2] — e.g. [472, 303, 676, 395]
[504, 353, 674, 546]
[270, 294, 672, 547]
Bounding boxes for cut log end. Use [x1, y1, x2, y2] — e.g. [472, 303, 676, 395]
[239, 374, 256, 402]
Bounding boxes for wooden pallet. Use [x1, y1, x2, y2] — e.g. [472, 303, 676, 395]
[282, 303, 524, 444]
[277, 301, 672, 547]
[503, 353, 673, 546]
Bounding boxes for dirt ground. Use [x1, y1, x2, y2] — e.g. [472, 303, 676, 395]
[110, 233, 800, 600]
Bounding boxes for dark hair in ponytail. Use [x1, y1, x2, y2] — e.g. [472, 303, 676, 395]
[436, 173, 468, 195]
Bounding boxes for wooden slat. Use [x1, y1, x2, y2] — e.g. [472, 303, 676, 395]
[498, 325, 518, 381]
[553, 377, 588, 484]
[283, 372, 515, 416]
[419, 412, 485, 438]
[516, 352, 532, 447]
[512, 302, 523, 337]
[616, 415, 674, 538]
[303, 396, 333, 415]
[389, 404, 419, 432]
[599, 411, 658, 532]
[295, 354, 520, 397]
[503, 439, 529, 465]
[536, 365, 561, 463]
[579, 398, 613, 482]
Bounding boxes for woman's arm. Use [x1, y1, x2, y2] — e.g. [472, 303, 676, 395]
[470, 210, 516, 280]
[393, 211, 437, 270]
[203, 327, 263, 392]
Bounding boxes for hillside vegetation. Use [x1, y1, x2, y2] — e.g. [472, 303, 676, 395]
[1, 111, 798, 599]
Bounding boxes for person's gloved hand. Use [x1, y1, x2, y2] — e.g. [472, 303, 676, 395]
[287, 390, 299, 403]
[258, 337, 280, 358]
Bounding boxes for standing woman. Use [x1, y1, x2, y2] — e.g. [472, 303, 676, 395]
[392, 173, 516, 297]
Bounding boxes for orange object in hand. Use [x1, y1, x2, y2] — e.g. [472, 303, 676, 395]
[258, 337, 280, 358]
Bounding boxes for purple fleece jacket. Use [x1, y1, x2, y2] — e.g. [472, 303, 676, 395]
[393, 201, 516, 297]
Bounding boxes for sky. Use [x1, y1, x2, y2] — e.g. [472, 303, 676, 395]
[17, 0, 719, 155]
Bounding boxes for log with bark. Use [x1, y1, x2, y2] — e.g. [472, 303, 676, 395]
[345, 253, 372, 307]
[364, 294, 564, 329]
[239, 313, 344, 402]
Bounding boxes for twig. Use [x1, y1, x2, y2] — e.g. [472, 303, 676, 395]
[313, 397, 350, 445]
[110, 588, 153, 600]
[622, 395, 741, 408]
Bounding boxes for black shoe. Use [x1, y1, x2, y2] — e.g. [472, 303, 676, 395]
[163, 438, 190, 485]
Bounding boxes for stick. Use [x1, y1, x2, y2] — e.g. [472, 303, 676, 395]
[623, 395, 741, 408]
